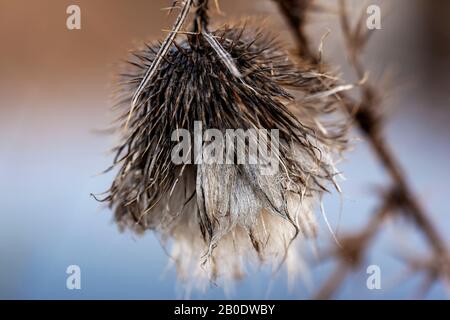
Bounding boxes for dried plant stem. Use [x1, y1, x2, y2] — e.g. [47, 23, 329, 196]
[363, 127, 447, 255]
[314, 262, 348, 300]
[275, 0, 446, 254]
[273, 0, 317, 61]
[127, 0, 194, 128]
[273, 0, 449, 298]
[314, 190, 398, 299]
[336, 0, 446, 256]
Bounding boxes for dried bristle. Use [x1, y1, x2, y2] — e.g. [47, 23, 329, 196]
[106, 24, 346, 288]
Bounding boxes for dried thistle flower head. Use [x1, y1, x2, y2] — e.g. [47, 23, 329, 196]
[105, 16, 347, 290]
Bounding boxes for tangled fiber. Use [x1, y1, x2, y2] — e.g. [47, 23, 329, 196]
[103, 1, 347, 290]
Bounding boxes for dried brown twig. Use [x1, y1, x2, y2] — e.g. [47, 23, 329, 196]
[273, 0, 449, 298]
[273, 0, 317, 61]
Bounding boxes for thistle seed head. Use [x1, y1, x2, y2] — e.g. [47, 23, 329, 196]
[105, 23, 347, 289]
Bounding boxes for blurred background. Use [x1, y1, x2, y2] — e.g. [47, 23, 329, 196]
[0, 0, 449, 299]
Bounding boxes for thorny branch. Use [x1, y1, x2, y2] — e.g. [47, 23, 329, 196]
[273, 0, 449, 298]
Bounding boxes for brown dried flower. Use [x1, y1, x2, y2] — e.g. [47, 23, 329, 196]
[102, 1, 347, 289]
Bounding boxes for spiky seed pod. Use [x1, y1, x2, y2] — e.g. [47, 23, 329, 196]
[106, 22, 347, 289]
